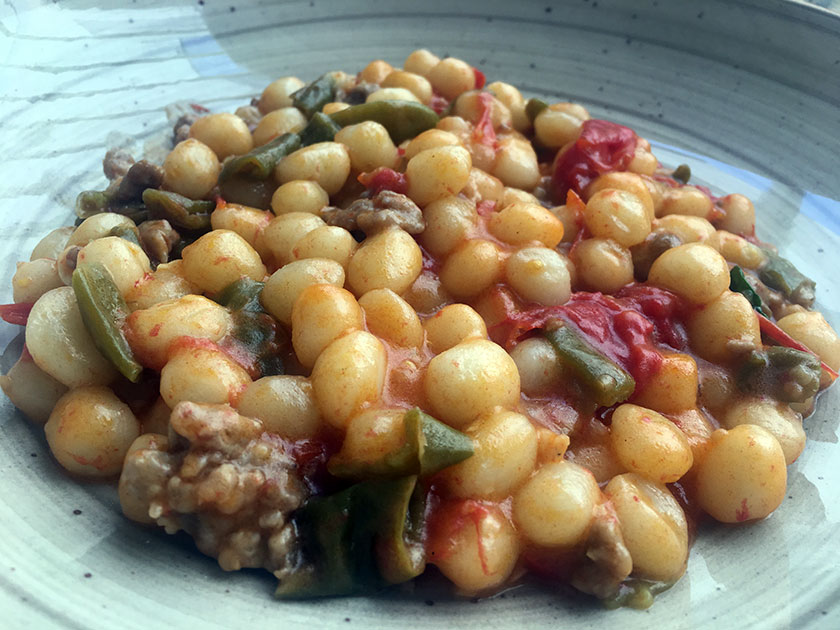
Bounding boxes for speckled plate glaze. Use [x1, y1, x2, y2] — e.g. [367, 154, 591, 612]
[1, 1, 839, 628]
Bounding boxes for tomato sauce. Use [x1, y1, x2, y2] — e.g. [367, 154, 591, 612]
[472, 92, 498, 149]
[380, 344, 434, 411]
[551, 119, 638, 200]
[489, 286, 689, 390]
[0, 302, 34, 326]
[358, 167, 409, 196]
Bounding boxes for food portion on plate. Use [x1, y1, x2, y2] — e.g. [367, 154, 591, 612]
[1, 48, 838, 608]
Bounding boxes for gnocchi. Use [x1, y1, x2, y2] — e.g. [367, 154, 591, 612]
[1, 49, 836, 613]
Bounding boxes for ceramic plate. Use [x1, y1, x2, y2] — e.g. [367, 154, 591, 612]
[1, 1, 838, 628]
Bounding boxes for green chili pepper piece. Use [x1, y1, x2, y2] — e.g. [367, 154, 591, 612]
[112, 203, 149, 225]
[543, 323, 635, 407]
[299, 112, 342, 146]
[758, 250, 816, 308]
[214, 278, 285, 377]
[729, 266, 769, 317]
[107, 224, 142, 248]
[525, 97, 549, 123]
[75, 190, 111, 219]
[230, 311, 285, 376]
[141, 189, 214, 231]
[219, 132, 302, 182]
[230, 311, 269, 347]
[75, 191, 148, 223]
[215, 278, 265, 312]
[276, 476, 425, 598]
[72, 262, 142, 383]
[737, 346, 821, 403]
[329, 100, 439, 145]
[217, 177, 275, 209]
[671, 164, 691, 184]
[411, 408, 475, 475]
[292, 73, 338, 118]
[327, 408, 474, 479]
[376, 478, 426, 585]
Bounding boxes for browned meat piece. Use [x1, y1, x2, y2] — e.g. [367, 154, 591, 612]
[115, 160, 165, 202]
[173, 112, 200, 144]
[630, 231, 683, 281]
[138, 219, 181, 265]
[570, 502, 633, 599]
[235, 105, 262, 132]
[103, 148, 135, 180]
[118, 402, 308, 574]
[321, 190, 425, 235]
[57, 245, 81, 283]
[335, 81, 380, 105]
[104, 176, 123, 197]
[790, 284, 815, 309]
[319, 206, 355, 231]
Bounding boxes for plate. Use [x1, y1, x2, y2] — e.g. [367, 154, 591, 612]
[1, 1, 839, 628]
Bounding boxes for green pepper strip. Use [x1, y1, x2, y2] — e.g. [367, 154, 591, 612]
[72, 263, 142, 383]
[525, 97, 549, 123]
[74, 190, 148, 223]
[376, 478, 426, 585]
[141, 189, 214, 231]
[215, 277, 265, 312]
[758, 249, 816, 306]
[299, 112, 343, 146]
[292, 73, 338, 118]
[275, 476, 425, 598]
[543, 323, 636, 407]
[107, 224, 142, 248]
[757, 314, 838, 381]
[729, 266, 769, 317]
[230, 310, 286, 377]
[328, 408, 474, 479]
[219, 132, 302, 182]
[75, 190, 111, 219]
[329, 100, 439, 145]
[671, 164, 691, 184]
[114, 203, 149, 225]
[215, 278, 285, 377]
[737, 346, 821, 404]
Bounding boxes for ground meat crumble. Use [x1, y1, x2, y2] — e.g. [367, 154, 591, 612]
[321, 190, 425, 235]
[119, 402, 308, 576]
